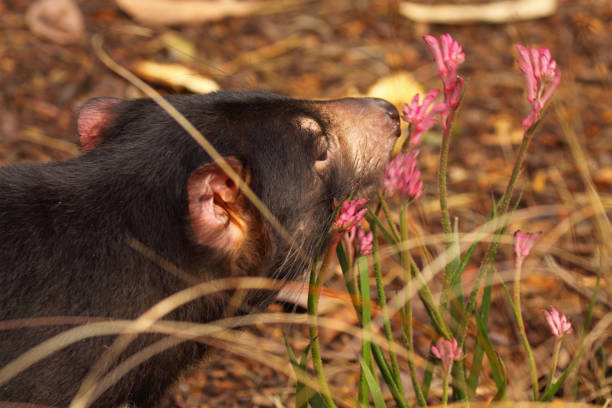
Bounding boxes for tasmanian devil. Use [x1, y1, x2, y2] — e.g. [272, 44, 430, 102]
[0, 90, 400, 407]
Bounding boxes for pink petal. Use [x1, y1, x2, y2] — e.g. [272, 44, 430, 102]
[539, 70, 561, 108]
[448, 77, 464, 107]
[516, 44, 537, 104]
[423, 35, 446, 75]
[422, 89, 440, 109]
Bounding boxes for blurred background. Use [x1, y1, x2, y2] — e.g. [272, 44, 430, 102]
[0, 0, 610, 406]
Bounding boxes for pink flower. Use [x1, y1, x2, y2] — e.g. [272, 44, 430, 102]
[513, 230, 542, 265]
[423, 34, 465, 108]
[515, 45, 561, 130]
[383, 150, 424, 200]
[355, 227, 373, 256]
[402, 89, 447, 145]
[334, 198, 368, 231]
[544, 306, 572, 338]
[431, 337, 463, 372]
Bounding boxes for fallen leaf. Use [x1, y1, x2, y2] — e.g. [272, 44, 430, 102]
[133, 61, 220, 94]
[532, 169, 548, 192]
[116, 0, 261, 26]
[480, 115, 524, 145]
[366, 71, 424, 109]
[399, 0, 557, 24]
[25, 0, 85, 44]
[593, 166, 612, 187]
[161, 31, 198, 61]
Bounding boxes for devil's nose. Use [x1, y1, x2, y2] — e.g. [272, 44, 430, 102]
[364, 98, 401, 137]
[367, 98, 400, 121]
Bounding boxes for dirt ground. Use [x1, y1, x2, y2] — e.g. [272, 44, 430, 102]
[1, 0, 610, 406]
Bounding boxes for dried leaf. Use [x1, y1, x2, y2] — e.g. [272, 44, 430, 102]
[161, 32, 197, 61]
[116, 0, 261, 26]
[133, 61, 220, 94]
[480, 115, 524, 146]
[25, 0, 85, 44]
[593, 166, 612, 186]
[366, 71, 424, 109]
[532, 169, 548, 192]
[399, 0, 558, 24]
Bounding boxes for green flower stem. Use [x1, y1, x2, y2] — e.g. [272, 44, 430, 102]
[438, 112, 470, 403]
[371, 344, 409, 408]
[358, 255, 374, 407]
[407, 255, 452, 339]
[400, 208, 427, 406]
[498, 127, 533, 221]
[459, 128, 534, 346]
[473, 128, 533, 306]
[545, 338, 561, 395]
[379, 196, 449, 337]
[378, 192, 401, 243]
[442, 366, 451, 407]
[541, 345, 585, 401]
[438, 108, 457, 313]
[308, 234, 341, 408]
[513, 258, 539, 401]
[371, 226, 404, 396]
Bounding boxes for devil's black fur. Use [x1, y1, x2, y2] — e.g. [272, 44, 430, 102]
[0, 91, 397, 406]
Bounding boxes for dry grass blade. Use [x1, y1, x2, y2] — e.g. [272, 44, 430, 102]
[556, 104, 612, 303]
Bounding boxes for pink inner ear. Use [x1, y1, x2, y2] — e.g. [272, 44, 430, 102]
[187, 158, 246, 251]
[77, 97, 122, 152]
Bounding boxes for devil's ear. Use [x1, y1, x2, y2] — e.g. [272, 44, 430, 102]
[77, 97, 122, 152]
[187, 157, 250, 252]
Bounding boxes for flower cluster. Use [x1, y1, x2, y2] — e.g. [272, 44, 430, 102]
[431, 337, 463, 373]
[423, 34, 465, 110]
[544, 306, 572, 338]
[383, 150, 424, 200]
[515, 45, 561, 130]
[513, 230, 542, 267]
[355, 227, 373, 256]
[334, 198, 373, 257]
[402, 89, 447, 145]
[334, 198, 368, 231]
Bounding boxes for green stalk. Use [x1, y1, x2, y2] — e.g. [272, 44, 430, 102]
[358, 255, 374, 407]
[467, 342, 484, 398]
[407, 256, 452, 339]
[541, 346, 585, 401]
[371, 344, 409, 408]
[497, 128, 532, 219]
[437, 109, 470, 402]
[372, 225, 404, 395]
[438, 107, 460, 317]
[400, 208, 426, 406]
[378, 192, 401, 243]
[337, 242, 361, 317]
[308, 234, 341, 408]
[442, 367, 451, 407]
[464, 127, 533, 327]
[438, 108, 456, 254]
[473, 311, 507, 399]
[544, 338, 561, 395]
[513, 257, 539, 400]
